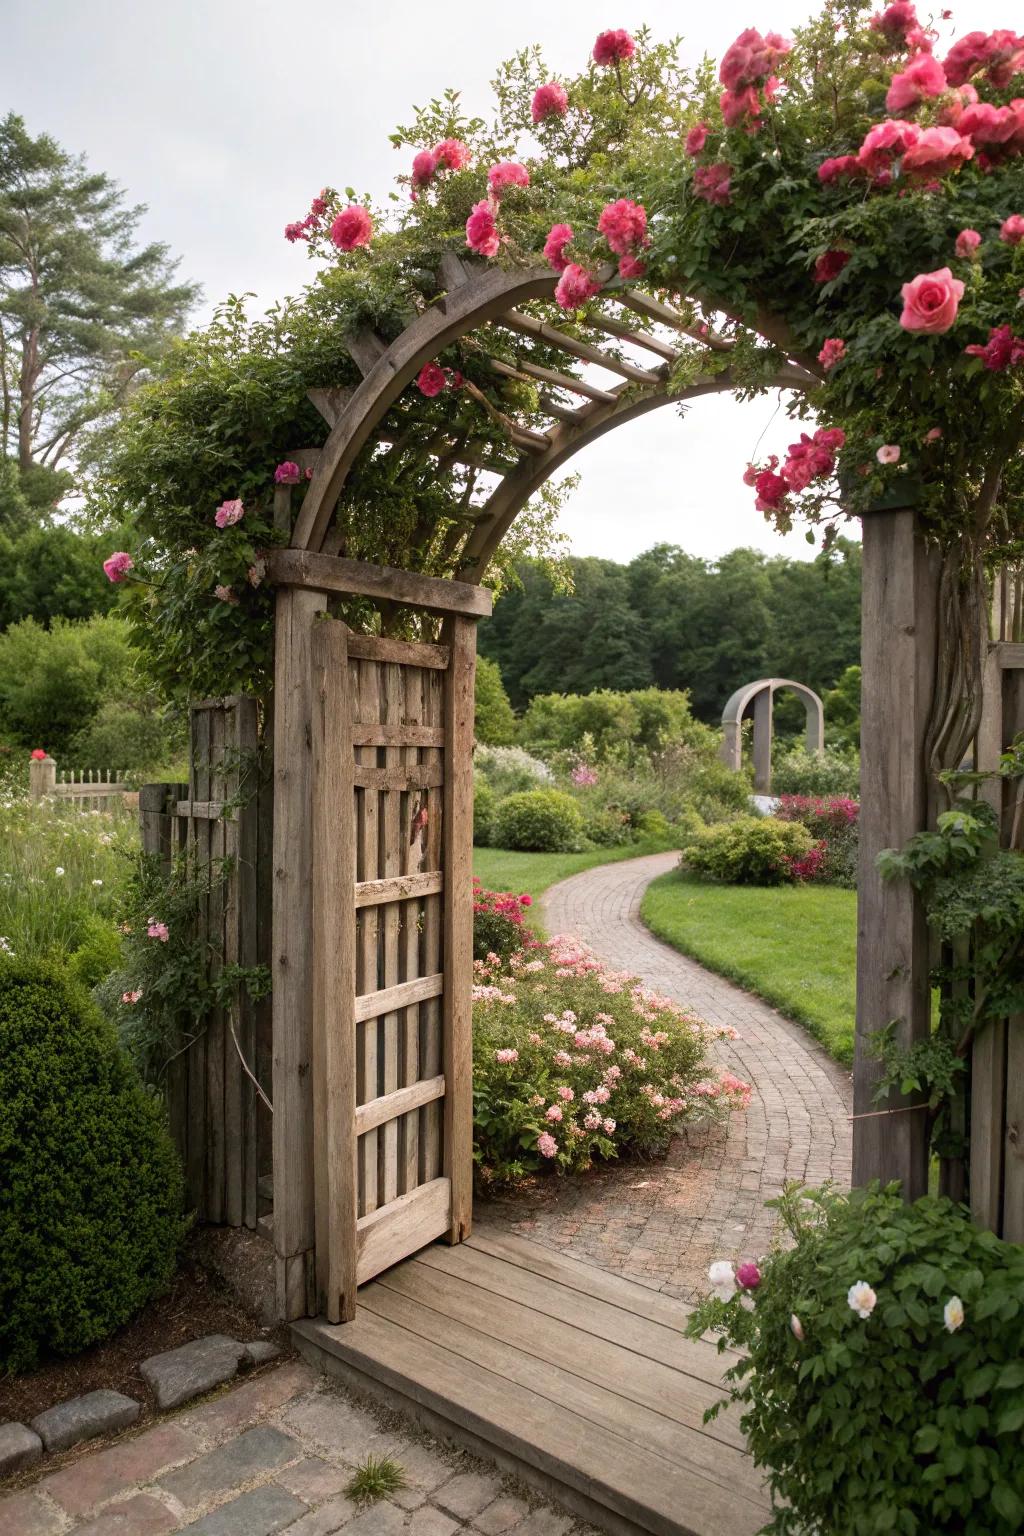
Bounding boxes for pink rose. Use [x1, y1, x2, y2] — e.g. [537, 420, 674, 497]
[411, 150, 438, 192]
[693, 162, 732, 206]
[30, 748, 48, 760]
[898, 267, 965, 333]
[885, 52, 946, 112]
[543, 223, 574, 272]
[416, 363, 447, 398]
[818, 154, 860, 183]
[877, 444, 901, 464]
[818, 338, 846, 370]
[329, 206, 373, 251]
[102, 551, 134, 583]
[1001, 215, 1024, 245]
[274, 461, 301, 485]
[901, 126, 974, 178]
[215, 498, 244, 529]
[955, 228, 982, 258]
[813, 249, 850, 284]
[531, 82, 569, 123]
[924, 426, 943, 441]
[685, 123, 709, 156]
[465, 199, 500, 258]
[736, 1262, 761, 1289]
[554, 263, 602, 311]
[618, 254, 647, 279]
[592, 29, 635, 66]
[433, 138, 471, 172]
[858, 119, 920, 173]
[487, 161, 530, 196]
[598, 198, 647, 256]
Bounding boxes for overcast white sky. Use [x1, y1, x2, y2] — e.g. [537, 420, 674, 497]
[1, 0, 991, 563]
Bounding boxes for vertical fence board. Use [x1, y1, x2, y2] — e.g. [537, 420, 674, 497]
[356, 659, 380, 1217]
[421, 668, 444, 1184]
[400, 665, 424, 1195]
[188, 709, 211, 1215]
[379, 662, 403, 1206]
[205, 707, 226, 1225]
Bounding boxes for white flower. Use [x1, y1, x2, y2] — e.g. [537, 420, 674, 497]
[847, 1281, 877, 1320]
[54, 866, 65, 876]
[790, 1313, 804, 1341]
[0, 936, 13, 954]
[708, 1261, 737, 1302]
[91, 879, 103, 887]
[943, 1296, 965, 1333]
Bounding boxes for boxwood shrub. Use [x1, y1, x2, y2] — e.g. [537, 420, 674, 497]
[491, 788, 585, 853]
[682, 815, 813, 885]
[0, 957, 187, 1372]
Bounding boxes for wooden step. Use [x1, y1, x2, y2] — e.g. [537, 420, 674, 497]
[292, 1231, 769, 1536]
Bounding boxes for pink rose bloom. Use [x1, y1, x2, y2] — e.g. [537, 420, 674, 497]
[520, 893, 532, 907]
[871, 1, 918, 41]
[959, 102, 1018, 146]
[30, 748, 48, 760]
[955, 228, 982, 258]
[877, 444, 901, 464]
[215, 498, 244, 529]
[965, 325, 1024, 370]
[924, 426, 943, 441]
[1001, 215, 1024, 245]
[274, 461, 301, 485]
[754, 469, 789, 512]
[416, 363, 447, 397]
[944, 30, 1024, 90]
[618, 254, 647, 279]
[466, 199, 500, 258]
[147, 920, 170, 942]
[815, 427, 846, 453]
[899, 267, 965, 332]
[819, 338, 847, 370]
[885, 52, 947, 112]
[593, 29, 635, 66]
[818, 154, 860, 183]
[721, 86, 762, 129]
[488, 161, 530, 195]
[693, 162, 732, 206]
[719, 28, 790, 90]
[543, 223, 574, 272]
[901, 126, 974, 177]
[411, 150, 438, 193]
[685, 122, 709, 156]
[433, 138, 471, 172]
[736, 1262, 761, 1290]
[531, 82, 569, 123]
[598, 198, 647, 256]
[284, 221, 308, 243]
[857, 118, 920, 172]
[330, 206, 373, 250]
[102, 551, 134, 583]
[247, 558, 267, 588]
[537, 1131, 558, 1158]
[554, 263, 602, 310]
[813, 249, 850, 283]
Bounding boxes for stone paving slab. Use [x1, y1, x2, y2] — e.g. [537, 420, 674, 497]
[478, 852, 852, 1303]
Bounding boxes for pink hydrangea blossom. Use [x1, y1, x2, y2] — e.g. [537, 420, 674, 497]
[584, 1110, 602, 1131]
[955, 228, 982, 258]
[329, 206, 373, 251]
[877, 443, 901, 464]
[813, 249, 850, 283]
[593, 29, 635, 66]
[487, 161, 530, 195]
[416, 363, 448, 397]
[274, 461, 301, 485]
[215, 498, 245, 528]
[554, 263, 602, 310]
[537, 1131, 558, 1158]
[557, 1085, 575, 1102]
[545, 1104, 563, 1122]
[598, 198, 647, 256]
[603, 1117, 616, 1135]
[899, 267, 965, 332]
[433, 138, 471, 171]
[885, 51, 947, 112]
[147, 919, 169, 942]
[819, 337, 847, 370]
[102, 551, 134, 583]
[543, 223, 574, 271]
[1001, 215, 1024, 244]
[685, 122, 709, 156]
[466, 198, 501, 258]
[531, 82, 569, 122]
[693, 162, 732, 206]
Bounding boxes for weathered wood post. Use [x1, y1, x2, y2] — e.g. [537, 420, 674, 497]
[28, 754, 56, 801]
[853, 507, 940, 1197]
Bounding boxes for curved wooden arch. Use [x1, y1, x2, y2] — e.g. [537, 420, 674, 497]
[720, 675, 825, 794]
[290, 258, 819, 569]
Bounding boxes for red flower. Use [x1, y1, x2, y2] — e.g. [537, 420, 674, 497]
[818, 338, 847, 370]
[30, 748, 48, 761]
[965, 325, 1024, 370]
[597, 198, 647, 256]
[554, 263, 602, 310]
[693, 162, 732, 205]
[329, 206, 373, 250]
[416, 363, 448, 397]
[593, 29, 635, 66]
[813, 249, 850, 283]
[685, 123, 709, 156]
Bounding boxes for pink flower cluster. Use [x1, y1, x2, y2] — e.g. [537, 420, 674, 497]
[411, 138, 472, 198]
[718, 27, 791, 132]
[592, 29, 635, 67]
[415, 362, 464, 397]
[597, 198, 649, 279]
[744, 426, 845, 514]
[571, 761, 598, 787]
[466, 199, 500, 258]
[965, 325, 1024, 370]
[532, 81, 569, 123]
[103, 551, 134, 583]
[943, 29, 1024, 90]
[215, 497, 244, 529]
[693, 163, 732, 206]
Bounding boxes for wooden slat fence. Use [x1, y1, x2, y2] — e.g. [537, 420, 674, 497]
[29, 755, 130, 811]
[140, 696, 271, 1227]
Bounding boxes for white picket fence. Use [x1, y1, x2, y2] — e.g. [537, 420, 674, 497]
[28, 754, 131, 811]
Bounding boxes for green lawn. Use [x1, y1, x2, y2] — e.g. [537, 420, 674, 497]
[641, 871, 857, 1066]
[472, 840, 672, 904]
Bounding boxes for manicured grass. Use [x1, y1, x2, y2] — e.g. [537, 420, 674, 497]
[472, 840, 672, 904]
[641, 870, 857, 1067]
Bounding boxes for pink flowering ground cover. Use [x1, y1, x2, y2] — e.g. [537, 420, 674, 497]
[472, 932, 750, 1183]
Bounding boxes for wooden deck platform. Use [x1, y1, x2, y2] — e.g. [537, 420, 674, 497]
[292, 1230, 771, 1536]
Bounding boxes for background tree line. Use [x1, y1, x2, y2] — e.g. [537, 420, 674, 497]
[479, 540, 862, 723]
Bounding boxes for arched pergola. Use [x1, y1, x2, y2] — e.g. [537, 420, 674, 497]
[250, 256, 943, 1322]
[720, 677, 825, 793]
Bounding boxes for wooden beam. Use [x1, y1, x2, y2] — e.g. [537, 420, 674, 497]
[346, 634, 450, 669]
[352, 764, 445, 791]
[355, 871, 444, 907]
[487, 354, 616, 405]
[308, 386, 353, 427]
[442, 613, 476, 1245]
[268, 548, 492, 618]
[347, 329, 388, 377]
[355, 1176, 451, 1286]
[853, 510, 939, 1199]
[996, 641, 1024, 669]
[355, 1074, 446, 1137]
[585, 312, 680, 363]
[355, 972, 445, 1024]
[499, 310, 663, 385]
[351, 724, 445, 749]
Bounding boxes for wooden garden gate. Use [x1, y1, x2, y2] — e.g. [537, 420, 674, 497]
[270, 557, 488, 1322]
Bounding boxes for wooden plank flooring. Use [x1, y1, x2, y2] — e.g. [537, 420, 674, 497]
[293, 1231, 770, 1536]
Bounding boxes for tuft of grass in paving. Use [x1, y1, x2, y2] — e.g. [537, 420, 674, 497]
[640, 869, 857, 1067]
[345, 1454, 407, 1504]
[472, 838, 674, 907]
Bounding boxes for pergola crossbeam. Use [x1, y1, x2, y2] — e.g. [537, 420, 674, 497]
[486, 354, 616, 405]
[585, 313, 680, 363]
[498, 310, 664, 386]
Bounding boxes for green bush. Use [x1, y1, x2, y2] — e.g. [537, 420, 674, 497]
[473, 743, 552, 798]
[636, 809, 672, 841]
[474, 656, 517, 746]
[689, 1183, 1024, 1536]
[585, 805, 635, 847]
[0, 613, 138, 756]
[492, 789, 585, 853]
[0, 958, 186, 1372]
[772, 745, 860, 799]
[682, 816, 812, 885]
[520, 687, 713, 764]
[473, 778, 497, 847]
[69, 698, 186, 777]
[67, 914, 123, 989]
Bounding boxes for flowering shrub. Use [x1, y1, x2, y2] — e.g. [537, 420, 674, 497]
[472, 934, 750, 1181]
[473, 744, 552, 797]
[775, 794, 860, 885]
[771, 745, 860, 799]
[491, 788, 585, 853]
[688, 1183, 1024, 1535]
[682, 816, 814, 885]
[472, 880, 536, 963]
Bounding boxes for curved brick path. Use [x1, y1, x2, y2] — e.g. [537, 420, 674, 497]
[479, 852, 853, 1302]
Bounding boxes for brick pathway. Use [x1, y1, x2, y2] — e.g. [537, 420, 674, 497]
[479, 852, 853, 1302]
[0, 1360, 587, 1536]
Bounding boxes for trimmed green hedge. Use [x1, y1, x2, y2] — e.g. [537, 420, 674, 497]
[0, 958, 186, 1371]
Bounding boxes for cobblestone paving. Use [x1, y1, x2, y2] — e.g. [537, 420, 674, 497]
[0, 1362, 591, 1536]
[479, 852, 853, 1302]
